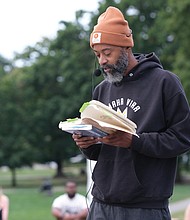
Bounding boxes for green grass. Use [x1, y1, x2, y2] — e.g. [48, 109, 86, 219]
[6, 186, 87, 220]
[170, 184, 190, 220]
[171, 211, 185, 220]
[1, 166, 190, 220]
[0, 164, 87, 220]
[170, 184, 190, 203]
[8, 188, 56, 220]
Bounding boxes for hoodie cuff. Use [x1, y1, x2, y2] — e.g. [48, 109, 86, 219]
[131, 134, 143, 152]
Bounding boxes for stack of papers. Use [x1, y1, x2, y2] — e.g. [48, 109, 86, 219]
[58, 100, 138, 137]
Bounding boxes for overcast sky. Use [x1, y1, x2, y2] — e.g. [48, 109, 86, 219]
[0, 0, 99, 59]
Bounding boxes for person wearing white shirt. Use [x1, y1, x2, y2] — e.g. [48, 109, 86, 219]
[51, 181, 88, 220]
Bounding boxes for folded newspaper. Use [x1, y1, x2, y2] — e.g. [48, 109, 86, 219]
[58, 100, 138, 137]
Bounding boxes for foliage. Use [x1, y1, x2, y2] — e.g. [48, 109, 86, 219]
[0, 12, 96, 183]
[163, 0, 190, 102]
[0, 54, 13, 76]
[0, 68, 37, 186]
[22, 20, 95, 176]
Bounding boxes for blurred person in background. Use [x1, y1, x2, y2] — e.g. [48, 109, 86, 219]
[51, 180, 88, 220]
[39, 177, 53, 196]
[0, 187, 9, 220]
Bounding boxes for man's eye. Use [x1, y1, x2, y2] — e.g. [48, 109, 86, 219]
[94, 52, 99, 57]
[105, 53, 111, 56]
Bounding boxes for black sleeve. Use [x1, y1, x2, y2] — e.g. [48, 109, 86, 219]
[132, 92, 190, 158]
[79, 143, 102, 161]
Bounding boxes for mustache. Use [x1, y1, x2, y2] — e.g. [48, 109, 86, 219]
[101, 64, 117, 73]
[101, 64, 113, 69]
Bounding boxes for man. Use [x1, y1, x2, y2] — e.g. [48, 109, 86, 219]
[72, 6, 190, 220]
[39, 177, 52, 196]
[51, 181, 88, 220]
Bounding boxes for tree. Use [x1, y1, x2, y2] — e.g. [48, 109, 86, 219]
[0, 9, 101, 182]
[162, 0, 190, 101]
[0, 54, 13, 76]
[0, 68, 37, 186]
[12, 16, 96, 177]
[161, 0, 190, 182]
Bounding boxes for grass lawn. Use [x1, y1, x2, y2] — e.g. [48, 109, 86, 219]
[1, 165, 190, 220]
[170, 184, 190, 203]
[6, 185, 87, 220]
[8, 188, 56, 220]
[1, 164, 87, 220]
[170, 184, 190, 220]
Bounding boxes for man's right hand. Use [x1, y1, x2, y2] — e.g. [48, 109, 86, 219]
[72, 134, 99, 148]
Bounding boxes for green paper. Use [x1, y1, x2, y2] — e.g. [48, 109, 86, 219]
[66, 117, 79, 122]
[79, 102, 90, 113]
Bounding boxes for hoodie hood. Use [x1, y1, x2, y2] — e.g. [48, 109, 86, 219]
[134, 52, 163, 72]
[120, 52, 163, 83]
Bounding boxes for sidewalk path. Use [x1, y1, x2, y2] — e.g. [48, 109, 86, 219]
[169, 198, 190, 214]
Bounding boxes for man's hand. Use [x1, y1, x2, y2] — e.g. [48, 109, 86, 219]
[73, 130, 132, 149]
[97, 130, 132, 148]
[72, 134, 99, 148]
[63, 213, 75, 220]
[63, 212, 87, 220]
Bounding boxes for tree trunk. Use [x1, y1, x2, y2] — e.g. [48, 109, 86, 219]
[10, 167, 17, 187]
[54, 159, 64, 178]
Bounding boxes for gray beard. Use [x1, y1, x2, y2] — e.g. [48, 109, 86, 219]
[101, 49, 129, 83]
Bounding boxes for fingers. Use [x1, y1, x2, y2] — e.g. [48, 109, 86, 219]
[98, 131, 132, 148]
[72, 131, 132, 149]
[72, 134, 98, 148]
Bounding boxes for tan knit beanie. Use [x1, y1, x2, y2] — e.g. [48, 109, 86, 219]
[90, 6, 134, 48]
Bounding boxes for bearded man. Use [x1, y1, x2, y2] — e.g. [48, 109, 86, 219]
[72, 6, 190, 220]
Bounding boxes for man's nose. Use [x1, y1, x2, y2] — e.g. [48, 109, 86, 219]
[99, 55, 107, 66]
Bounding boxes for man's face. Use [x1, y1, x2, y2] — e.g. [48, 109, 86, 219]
[65, 182, 77, 198]
[93, 44, 129, 83]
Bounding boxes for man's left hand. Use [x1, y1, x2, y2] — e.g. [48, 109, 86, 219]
[98, 130, 132, 148]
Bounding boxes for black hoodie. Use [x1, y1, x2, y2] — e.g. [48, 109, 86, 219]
[80, 53, 190, 208]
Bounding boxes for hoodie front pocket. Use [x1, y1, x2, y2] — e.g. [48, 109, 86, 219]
[92, 147, 145, 203]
